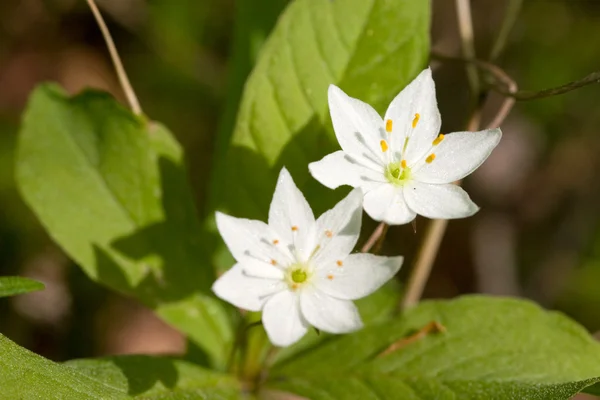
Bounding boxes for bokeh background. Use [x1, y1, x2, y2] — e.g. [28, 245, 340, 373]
[0, 0, 599, 372]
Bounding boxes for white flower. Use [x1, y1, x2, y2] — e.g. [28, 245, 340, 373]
[309, 68, 502, 225]
[212, 168, 403, 347]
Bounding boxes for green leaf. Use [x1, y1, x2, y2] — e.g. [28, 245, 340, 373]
[0, 276, 44, 298]
[0, 334, 127, 399]
[15, 84, 232, 368]
[208, 0, 430, 271]
[0, 333, 242, 399]
[66, 356, 242, 399]
[267, 296, 600, 399]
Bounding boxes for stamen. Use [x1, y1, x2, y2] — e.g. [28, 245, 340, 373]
[272, 239, 279, 245]
[380, 140, 388, 152]
[385, 119, 393, 133]
[426, 154, 436, 163]
[401, 160, 407, 169]
[402, 137, 409, 153]
[325, 230, 333, 238]
[309, 245, 321, 259]
[292, 283, 298, 290]
[327, 274, 334, 280]
[291, 226, 298, 231]
[336, 260, 343, 267]
[432, 134, 445, 146]
[412, 113, 420, 128]
[270, 259, 277, 265]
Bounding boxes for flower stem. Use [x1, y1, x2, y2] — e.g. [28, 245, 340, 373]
[401, 219, 448, 309]
[401, 2, 520, 311]
[455, 0, 479, 98]
[361, 222, 387, 253]
[85, 0, 142, 115]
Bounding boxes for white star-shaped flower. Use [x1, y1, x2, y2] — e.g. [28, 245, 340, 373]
[309, 68, 502, 225]
[212, 168, 403, 347]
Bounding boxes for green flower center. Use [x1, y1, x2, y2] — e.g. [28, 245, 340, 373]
[385, 162, 412, 186]
[291, 269, 307, 283]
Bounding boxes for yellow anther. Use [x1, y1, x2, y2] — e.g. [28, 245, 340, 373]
[325, 230, 333, 238]
[432, 134, 445, 146]
[426, 154, 436, 163]
[380, 140, 389, 152]
[270, 259, 277, 265]
[272, 239, 279, 245]
[292, 283, 298, 290]
[412, 113, 420, 128]
[401, 160, 407, 169]
[385, 119, 393, 133]
[291, 226, 298, 231]
[327, 274, 334, 280]
[336, 260, 343, 267]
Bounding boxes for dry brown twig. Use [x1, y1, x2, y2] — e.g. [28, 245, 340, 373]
[86, 0, 142, 115]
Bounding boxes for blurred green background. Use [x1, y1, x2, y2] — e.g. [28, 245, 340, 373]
[0, 0, 599, 366]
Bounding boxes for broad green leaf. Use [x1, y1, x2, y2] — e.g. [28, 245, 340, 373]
[0, 276, 44, 298]
[267, 296, 600, 399]
[208, 0, 430, 270]
[214, 0, 289, 158]
[0, 333, 241, 399]
[0, 334, 127, 399]
[16, 84, 232, 368]
[67, 356, 242, 399]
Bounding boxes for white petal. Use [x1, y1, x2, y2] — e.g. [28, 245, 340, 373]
[242, 259, 285, 280]
[212, 264, 285, 312]
[315, 254, 403, 300]
[312, 188, 363, 267]
[216, 212, 292, 265]
[268, 168, 316, 261]
[404, 181, 479, 219]
[300, 288, 363, 334]
[328, 85, 386, 170]
[412, 128, 502, 184]
[262, 290, 308, 347]
[309, 151, 385, 191]
[363, 184, 416, 225]
[384, 68, 441, 165]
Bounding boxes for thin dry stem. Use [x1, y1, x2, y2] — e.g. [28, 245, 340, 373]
[86, 0, 142, 115]
[455, 0, 479, 96]
[361, 221, 386, 253]
[489, 0, 523, 61]
[401, 219, 449, 309]
[401, 5, 520, 311]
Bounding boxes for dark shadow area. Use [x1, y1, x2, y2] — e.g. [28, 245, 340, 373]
[94, 157, 214, 307]
[112, 355, 179, 396]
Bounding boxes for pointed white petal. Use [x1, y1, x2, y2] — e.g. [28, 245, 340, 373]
[384, 68, 441, 164]
[363, 184, 416, 225]
[404, 181, 479, 219]
[328, 85, 386, 170]
[263, 290, 308, 347]
[315, 254, 403, 300]
[268, 168, 316, 261]
[216, 212, 292, 265]
[242, 259, 285, 280]
[312, 188, 363, 267]
[412, 128, 502, 184]
[300, 288, 363, 334]
[309, 151, 385, 191]
[212, 264, 285, 312]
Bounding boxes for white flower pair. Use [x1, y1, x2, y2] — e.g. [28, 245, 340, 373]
[213, 68, 501, 347]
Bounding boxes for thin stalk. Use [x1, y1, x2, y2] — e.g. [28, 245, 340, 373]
[361, 222, 387, 253]
[490, 0, 524, 61]
[401, 3, 521, 311]
[455, 0, 479, 97]
[85, 0, 142, 115]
